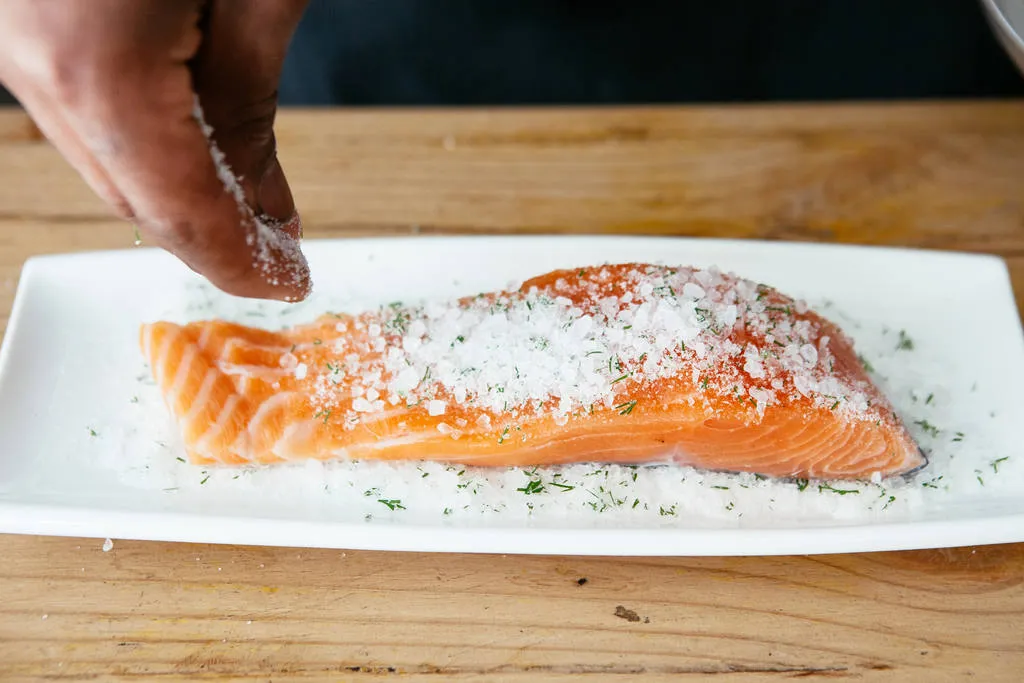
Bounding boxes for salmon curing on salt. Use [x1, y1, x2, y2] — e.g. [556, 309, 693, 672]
[139, 263, 926, 480]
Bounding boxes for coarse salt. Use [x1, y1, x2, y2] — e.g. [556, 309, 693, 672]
[299, 264, 878, 429]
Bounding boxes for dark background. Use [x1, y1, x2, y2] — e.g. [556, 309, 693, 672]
[2, 0, 1023, 106]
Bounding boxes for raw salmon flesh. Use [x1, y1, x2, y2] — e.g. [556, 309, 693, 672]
[140, 263, 926, 480]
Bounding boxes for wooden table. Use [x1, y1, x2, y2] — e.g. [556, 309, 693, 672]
[0, 102, 1022, 681]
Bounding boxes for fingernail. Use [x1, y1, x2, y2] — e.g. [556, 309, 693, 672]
[257, 158, 296, 224]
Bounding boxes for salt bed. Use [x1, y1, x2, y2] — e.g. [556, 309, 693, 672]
[85, 269, 1020, 532]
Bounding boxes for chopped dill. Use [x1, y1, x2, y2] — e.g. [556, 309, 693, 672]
[175, 457, 186, 463]
[818, 483, 859, 495]
[378, 499, 406, 511]
[914, 419, 940, 437]
[896, 330, 914, 351]
[796, 478, 809, 491]
[615, 400, 638, 416]
[517, 479, 546, 495]
[991, 457, 1009, 474]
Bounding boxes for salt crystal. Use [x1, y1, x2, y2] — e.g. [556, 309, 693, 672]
[41, 614, 48, 620]
[294, 363, 308, 380]
[101, 538, 113, 552]
[799, 344, 819, 366]
[428, 400, 446, 416]
[682, 282, 705, 300]
[719, 304, 738, 328]
[368, 324, 382, 337]
[335, 322, 348, 333]
[279, 353, 298, 369]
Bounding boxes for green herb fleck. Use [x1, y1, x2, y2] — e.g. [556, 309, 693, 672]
[87, 428, 98, 437]
[176, 457, 186, 463]
[952, 431, 965, 443]
[378, 499, 406, 511]
[658, 504, 678, 517]
[615, 400, 638, 416]
[991, 457, 1009, 474]
[896, 330, 914, 351]
[796, 478, 809, 492]
[443, 507, 453, 516]
[517, 479, 546, 495]
[858, 355, 874, 373]
[914, 419, 940, 437]
[200, 474, 210, 485]
[818, 483, 859, 495]
[711, 485, 729, 491]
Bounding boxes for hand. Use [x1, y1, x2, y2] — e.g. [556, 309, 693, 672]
[0, 0, 312, 302]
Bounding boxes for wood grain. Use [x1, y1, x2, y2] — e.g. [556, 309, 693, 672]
[0, 102, 1022, 681]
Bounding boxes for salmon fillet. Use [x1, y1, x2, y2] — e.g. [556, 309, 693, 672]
[139, 263, 926, 480]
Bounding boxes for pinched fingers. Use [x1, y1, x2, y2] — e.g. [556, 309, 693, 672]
[0, 0, 312, 301]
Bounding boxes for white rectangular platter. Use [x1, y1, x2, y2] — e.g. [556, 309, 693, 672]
[0, 235, 1021, 556]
